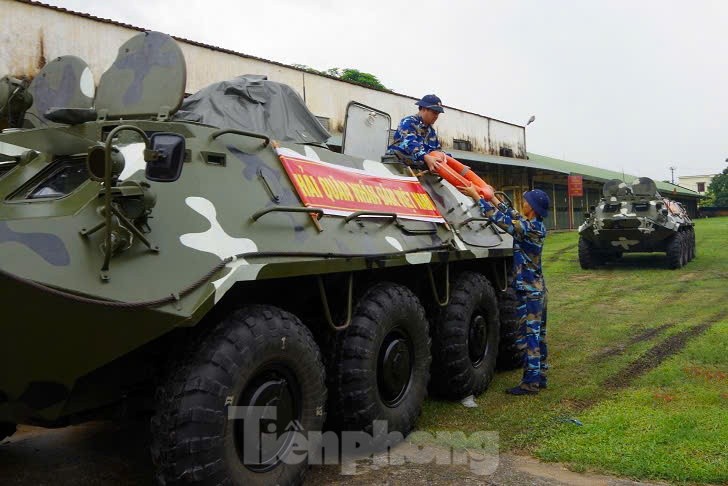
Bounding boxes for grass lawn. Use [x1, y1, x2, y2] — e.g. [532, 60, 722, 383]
[416, 216, 728, 484]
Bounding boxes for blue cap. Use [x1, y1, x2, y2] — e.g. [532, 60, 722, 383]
[523, 189, 550, 218]
[415, 94, 444, 113]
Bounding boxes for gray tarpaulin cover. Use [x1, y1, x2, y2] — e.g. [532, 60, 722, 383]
[173, 75, 330, 144]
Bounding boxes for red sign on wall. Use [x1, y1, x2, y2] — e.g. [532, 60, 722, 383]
[278, 150, 444, 222]
[568, 175, 583, 197]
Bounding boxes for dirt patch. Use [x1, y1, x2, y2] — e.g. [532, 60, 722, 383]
[548, 243, 578, 263]
[683, 366, 728, 382]
[307, 449, 662, 486]
[595, 323, 675, 361]
[2, 421, 664, 486]
[676, 272, 700, 282]
[652, 392, 676, 403]
[557, 398, 598, 413]
[604, 320, 717, 389]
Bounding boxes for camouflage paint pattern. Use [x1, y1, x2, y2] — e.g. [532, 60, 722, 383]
[579, 177, 694, 252]
[24, 55, 95, 128]
[0, 32, 513, 425]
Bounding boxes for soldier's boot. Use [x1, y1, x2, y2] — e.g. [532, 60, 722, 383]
[505, 383, 539, 395]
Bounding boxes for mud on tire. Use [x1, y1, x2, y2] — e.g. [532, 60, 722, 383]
[151, 305, 326, 486]
[430, 272, 500, 398]
[331, 282, 430, 438]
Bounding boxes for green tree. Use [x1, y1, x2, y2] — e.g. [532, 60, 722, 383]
[292, 65, 388, 90]
[704, 166, 728, 206]
[339, 69, 387, 90]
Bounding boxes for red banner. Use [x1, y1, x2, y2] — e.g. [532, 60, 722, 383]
[568, 175, 583, 197]
[278, 152, 444, 222]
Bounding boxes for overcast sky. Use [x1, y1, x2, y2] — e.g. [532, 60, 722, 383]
[43, 0, 728, 182]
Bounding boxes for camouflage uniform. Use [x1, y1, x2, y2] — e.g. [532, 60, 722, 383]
[386, 114, 441, 168]
[478, 199, 548, 391]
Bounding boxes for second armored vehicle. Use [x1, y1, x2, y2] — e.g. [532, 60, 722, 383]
[578, 177, 695, 269]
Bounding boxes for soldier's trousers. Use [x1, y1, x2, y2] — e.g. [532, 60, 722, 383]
[514, 290, 547, 390]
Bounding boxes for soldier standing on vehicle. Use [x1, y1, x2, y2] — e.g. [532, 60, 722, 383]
[387, 94, 447, 172]
[459, 186, 551, 395]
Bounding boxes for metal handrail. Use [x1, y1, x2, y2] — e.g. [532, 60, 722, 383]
[343, 210, 438, 235]
[209, 128, 270, 149]
[251, 206, 324, 221]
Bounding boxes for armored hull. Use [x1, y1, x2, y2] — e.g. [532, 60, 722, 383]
[0, 31, 518, 485]
[578, 178, 695, 268]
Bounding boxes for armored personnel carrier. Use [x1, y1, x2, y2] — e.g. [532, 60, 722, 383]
[0, 32, 521, 485]
[578, 177, 695, 269]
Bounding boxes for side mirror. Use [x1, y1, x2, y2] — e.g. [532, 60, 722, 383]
[145, 132, 185, 182]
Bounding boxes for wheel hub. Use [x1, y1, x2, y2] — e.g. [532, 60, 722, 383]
[469, 314, 489, 367]
[378, 329, 413, 407]
[234, 366, 301, 473]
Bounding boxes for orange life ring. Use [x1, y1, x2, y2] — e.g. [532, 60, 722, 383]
[430, 152, 494, 200]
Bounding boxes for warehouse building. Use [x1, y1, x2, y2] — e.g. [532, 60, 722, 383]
[1, 0, 700, 228]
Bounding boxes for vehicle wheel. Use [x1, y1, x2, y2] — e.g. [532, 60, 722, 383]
[680, 232, 689, 266]
[0, 422, 16, 442]
[332, 282, 430, 438]
[666, 234, 683, 269]
[496, 287, 523, 370]
[578, 236, 600, 269]
[431, 272, 500, 399]
[688, 228, 696, 260]
[151, 305, 326, 486]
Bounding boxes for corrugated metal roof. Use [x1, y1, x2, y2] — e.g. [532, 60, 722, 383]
[526, 153, 700, 197]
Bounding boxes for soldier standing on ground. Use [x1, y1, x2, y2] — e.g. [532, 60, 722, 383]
[460, 186, 551, 395]
[387, 94, 447, 171]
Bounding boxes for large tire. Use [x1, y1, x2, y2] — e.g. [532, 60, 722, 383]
[332, 282, 430, 438]
[496, 287, 524, 371]
[431, 272, 500, 399]
[0, 422, 16, 442]
[688, 228, 695, 261]
[578, 236, 600, 269]
[679, 232, 689, 266]
[666, 233, 683, 269]
[151, 305, 326, 486]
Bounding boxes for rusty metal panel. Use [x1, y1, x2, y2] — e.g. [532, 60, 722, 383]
[488, 119, 526, 158]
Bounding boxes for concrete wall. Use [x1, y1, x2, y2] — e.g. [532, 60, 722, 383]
[677, 174, 715, 195]
[0, 0, 527, 157]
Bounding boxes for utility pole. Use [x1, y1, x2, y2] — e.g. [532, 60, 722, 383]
[669, 166, 677, 184]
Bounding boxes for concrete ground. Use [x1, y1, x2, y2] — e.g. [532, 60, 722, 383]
[0, 421, 665, 486]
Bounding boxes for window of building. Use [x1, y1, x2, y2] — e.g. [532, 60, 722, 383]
[697, 182, 705, 192]
[453, 139, 472, 151]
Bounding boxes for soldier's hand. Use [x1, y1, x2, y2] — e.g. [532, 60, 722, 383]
[458, 184, 480, 201]
[430, 151, 447, 164]
[423, 154, 439, 173]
